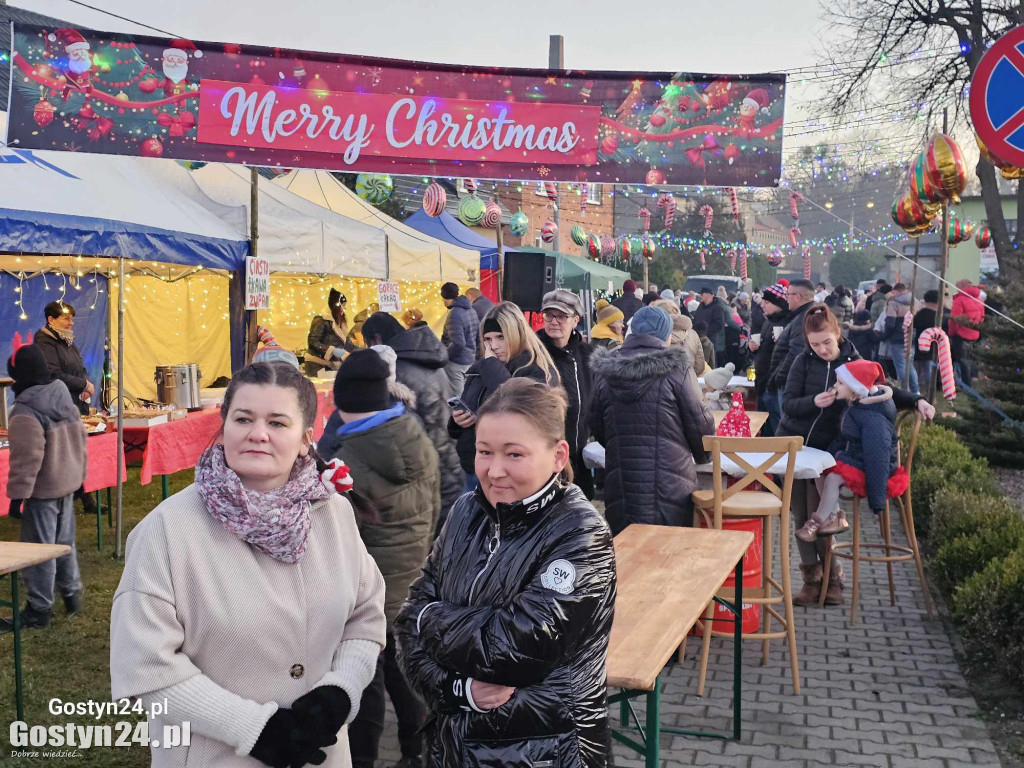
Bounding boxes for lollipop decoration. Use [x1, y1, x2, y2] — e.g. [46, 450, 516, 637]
[509, 210, 529, 237]
[699, 204, 714, 236]
[926, 134, 967, 203]
[463, 178, 477, 194]
[423, 183, 447, 217]
[658, 194, 677, 229]
[618, 237, 632, 260]
[587, 234, 602, 258]
[458, 195, 487, 226]
[975, 225, 992, 249]
[482, 202, 502, 229]
[637, 206, 652, 231]
[600, 234, 615, 258]
[355, 173, 394, 205]
[540, 221, 558, 243]
[767, 249, 784, 267]
[918, 328, 956, 400]
[570, 225, 587, 247]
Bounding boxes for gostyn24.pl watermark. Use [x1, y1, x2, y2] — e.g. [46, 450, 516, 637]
[8, 698, 190, 755]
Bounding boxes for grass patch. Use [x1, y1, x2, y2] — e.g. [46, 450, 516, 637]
[0, 468, 194, 767]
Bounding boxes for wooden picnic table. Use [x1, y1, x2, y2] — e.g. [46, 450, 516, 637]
[607, 524, 754, 766]
[0, 542, 72, 721]
[712, 409, 769, 437]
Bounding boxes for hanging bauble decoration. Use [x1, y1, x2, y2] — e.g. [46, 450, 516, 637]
[587, 234, 602, 258]
[645, 168, 666, 186]
[618, 237, 632, 260]
[33, 99, 55, 128]
[140, 137, 164, 158]
[974, 133, 1024, 179]
[892, 191, 937, 235]
[458, 195, 487, 226]
[509, 210, 529, 237]
[600, 234, 615, 258]
[724, 144, 741, 165]
[423, 183, 447, 216]
[570, 225, 587, 246]
[540, 221, 558, 243]
[482, 202, 502, 229]
[600, 134, 619, 155]
[961, 220, 975, 243]
[138, 77, 160, 94]
[355, 173, 394, 205]
[975, 225, 992, 249]
[463, 178, 477, 194]
[766, 249, 784, 267]
[946, 216, 964, 246]
[643, 237, 656, 259]
[926, 134, 967, 203]
[910, 152, 945, 205]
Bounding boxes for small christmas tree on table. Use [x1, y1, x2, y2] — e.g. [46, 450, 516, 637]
[953, 283, 1024, 467]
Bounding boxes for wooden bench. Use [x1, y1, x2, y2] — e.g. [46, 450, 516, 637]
[1, 542, 73, 721]
[606, 524, 753, 767]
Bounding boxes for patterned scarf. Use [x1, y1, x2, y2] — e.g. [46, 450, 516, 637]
[195, 444, 330, 564]
[48, 325, 75, 345]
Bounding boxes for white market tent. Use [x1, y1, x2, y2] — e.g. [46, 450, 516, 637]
[274, 169, 480, 284]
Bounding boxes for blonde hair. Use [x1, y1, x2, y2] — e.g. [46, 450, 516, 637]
[652, 299, 681, 316]
[482, 302, 558, 386]
[477, 378, 573, 484]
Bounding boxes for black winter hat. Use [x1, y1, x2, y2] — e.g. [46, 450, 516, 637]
[334, 349, 391, 413]
[360, 311, 405, 345]
[440, 282, 460, 300]
[8, 345, 52, 395]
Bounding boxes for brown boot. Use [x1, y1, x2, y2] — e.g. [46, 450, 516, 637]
[792, 564, 823, 606]
[823, 566, 844, 606]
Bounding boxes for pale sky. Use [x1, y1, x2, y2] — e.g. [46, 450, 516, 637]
[16, 0, 828, 75]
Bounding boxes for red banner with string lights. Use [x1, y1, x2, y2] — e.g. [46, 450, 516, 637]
[7, 23, 786, 186]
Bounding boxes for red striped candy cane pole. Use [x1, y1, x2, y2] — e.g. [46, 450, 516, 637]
[918, 327, 956, 400]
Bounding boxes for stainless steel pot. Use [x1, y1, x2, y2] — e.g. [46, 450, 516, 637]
[154, 364, 202, 410]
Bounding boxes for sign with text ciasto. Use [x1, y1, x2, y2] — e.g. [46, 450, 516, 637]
[7, 24, 785, 186]
[246, 256, 270, 310]
[377, 281, 401, 312]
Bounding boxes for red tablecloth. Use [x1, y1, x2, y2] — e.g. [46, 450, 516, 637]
[0, 430, 127, 512]
[128, 392, 335, 486]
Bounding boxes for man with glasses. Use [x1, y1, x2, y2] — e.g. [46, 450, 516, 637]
[538, 289, 595, 499]
[766, 278, 816, 414]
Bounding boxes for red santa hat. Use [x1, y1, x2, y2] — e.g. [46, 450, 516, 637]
[48, 28, 89, 54]
[164, 38, 202, 59]
[835, 359, 885, 398]
[743, 88, 770, 114]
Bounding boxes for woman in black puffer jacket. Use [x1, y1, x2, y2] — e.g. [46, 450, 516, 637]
[590, 306, 715, 535]
[396, 379, 616, 768]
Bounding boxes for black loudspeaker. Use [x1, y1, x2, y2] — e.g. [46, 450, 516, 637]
[502, 250, 557, 312]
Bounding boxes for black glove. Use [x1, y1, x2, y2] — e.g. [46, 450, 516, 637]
[250, 708, 332, 768]
[290, 685, 351, 741]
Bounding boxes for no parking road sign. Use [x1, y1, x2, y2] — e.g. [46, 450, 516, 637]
[971, 24, 1024, 167]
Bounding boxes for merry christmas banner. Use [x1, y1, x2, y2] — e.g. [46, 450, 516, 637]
[6, 24, 787, 186]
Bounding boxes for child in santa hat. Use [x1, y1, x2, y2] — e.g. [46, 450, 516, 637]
[795, 359, 907, 541]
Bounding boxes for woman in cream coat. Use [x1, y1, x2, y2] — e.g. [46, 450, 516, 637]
[110, 362, 386, 768]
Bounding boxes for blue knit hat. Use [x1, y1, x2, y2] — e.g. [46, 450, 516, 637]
[630, 306, 672, 341]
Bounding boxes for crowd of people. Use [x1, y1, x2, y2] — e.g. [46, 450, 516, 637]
[3, 270, 988, 768]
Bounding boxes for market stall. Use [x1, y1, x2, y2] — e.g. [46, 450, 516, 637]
[405, 209, 502, 302]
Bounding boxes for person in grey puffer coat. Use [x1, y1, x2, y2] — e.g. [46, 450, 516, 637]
[590, 307, 715, 534]
[360, 312, 464, 524]
[0, 345, 86, 632]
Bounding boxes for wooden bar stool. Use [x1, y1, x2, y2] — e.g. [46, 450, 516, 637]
[819, 411, 935, 624]
[690, 435, 804, 695]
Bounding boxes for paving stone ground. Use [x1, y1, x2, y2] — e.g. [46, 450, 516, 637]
[375, 504, 1003, 767]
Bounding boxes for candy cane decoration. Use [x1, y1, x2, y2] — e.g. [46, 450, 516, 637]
[728, 187, 739, 221]
[790, 191, 803, 223]
[637, 206, 652, 231]
[789, 226, 801, 248]
[463, 178, 477, 194]
[739, 248, 748, 280]
[658, 193, 677, 229]
[802, 246, 812, 279]
[918, 327, 956, 400]
[579, 183, 589, 214]
[699, 204, 714, 236]
[700, 248, 707, 271]
[544, 182, 558, 202]
[903, 311, 914, 349]
[727, 249, 737, 274]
